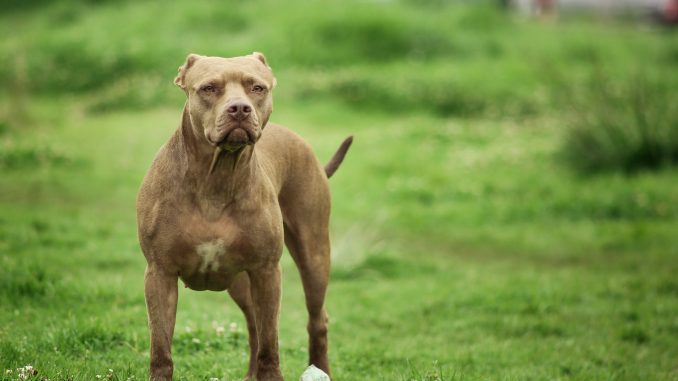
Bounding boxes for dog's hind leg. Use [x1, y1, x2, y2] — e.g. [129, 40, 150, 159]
[228, 271, 259, 380]
[283, 222, 332, 376]
[275, 138, 338, 376]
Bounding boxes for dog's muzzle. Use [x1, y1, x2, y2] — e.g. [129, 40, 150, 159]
[223, 128, 251, 146]
[209, 100, 260, 148]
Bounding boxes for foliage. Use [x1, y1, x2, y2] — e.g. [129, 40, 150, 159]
[562, 73, 678, 173]
[1, 0, 675, 123]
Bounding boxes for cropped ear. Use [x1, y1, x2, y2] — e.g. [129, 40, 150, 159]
[251, 52, 276, 88]
[174, 53, 203, 90]
[251, 52, 268, 66]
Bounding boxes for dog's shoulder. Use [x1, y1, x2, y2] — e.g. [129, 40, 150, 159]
[259, 123, 314, 156]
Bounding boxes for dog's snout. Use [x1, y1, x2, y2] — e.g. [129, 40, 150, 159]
[226, 101, 252, 121]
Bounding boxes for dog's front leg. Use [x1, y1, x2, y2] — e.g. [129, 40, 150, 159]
[144, 265, 178, 381]
[249, 264, 283, 381]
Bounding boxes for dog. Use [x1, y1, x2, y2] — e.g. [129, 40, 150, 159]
[136, 52, 352, 381]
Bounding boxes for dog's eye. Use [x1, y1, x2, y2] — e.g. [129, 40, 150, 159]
[252, 85, 265, 93]
[201, 85, 216, 93]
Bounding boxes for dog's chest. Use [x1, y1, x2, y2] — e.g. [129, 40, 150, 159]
[166, 208, 281, 291]
[179, 238, 238, 291]
[195, 239, 227, 273]
[169, 212, 242, 290]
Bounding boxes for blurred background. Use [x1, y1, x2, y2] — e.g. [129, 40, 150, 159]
[1, 1, 677, 380]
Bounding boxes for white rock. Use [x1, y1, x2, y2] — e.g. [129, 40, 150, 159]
[300, 365, 330, 381]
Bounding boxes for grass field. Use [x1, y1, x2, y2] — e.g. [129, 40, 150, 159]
[1, 1, 678, 380]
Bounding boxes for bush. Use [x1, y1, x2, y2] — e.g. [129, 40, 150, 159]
[0, 142, 82, 169]
[86, 74, 180, 113]
[562, 73, 678, 173]
[290, 61, 542, 118]
[312, 13, 452, 63]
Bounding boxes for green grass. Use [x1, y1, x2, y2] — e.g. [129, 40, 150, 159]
[561, 72, 678, 173]
[1, 1, 678, 380]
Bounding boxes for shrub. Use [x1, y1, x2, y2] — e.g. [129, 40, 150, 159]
[313, 13, 452, 63]
[86, 74, 179, 113]
[291, 62, 541, 119]
[561, 73, 678, 173]
[0, 142, 82, 169]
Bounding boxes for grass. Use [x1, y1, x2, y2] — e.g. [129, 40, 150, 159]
[1, 1, 678, 380]
[561, 72, 678, 173]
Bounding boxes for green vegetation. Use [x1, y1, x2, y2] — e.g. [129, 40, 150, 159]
[562, 73, 678, 173]
[1, 1, 677, 380]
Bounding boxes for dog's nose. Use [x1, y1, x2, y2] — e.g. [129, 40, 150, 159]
[226, 102, 251, 121]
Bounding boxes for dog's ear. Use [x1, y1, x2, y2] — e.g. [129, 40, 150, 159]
[251, 52, 276, 89]
[251, 52, 268, 66]
[174, 53, 203, 91]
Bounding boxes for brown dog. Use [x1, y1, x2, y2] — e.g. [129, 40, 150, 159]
[136, 52, 351, 381]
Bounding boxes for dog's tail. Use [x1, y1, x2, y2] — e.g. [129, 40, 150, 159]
[325, 136, 353, 178]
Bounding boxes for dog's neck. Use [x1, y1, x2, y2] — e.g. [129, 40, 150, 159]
[179, 105, 259, 213]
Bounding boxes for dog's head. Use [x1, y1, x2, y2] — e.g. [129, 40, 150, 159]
[174, 53, 276, 152]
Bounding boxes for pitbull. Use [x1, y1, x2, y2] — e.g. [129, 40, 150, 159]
[136, 52, 351, 381]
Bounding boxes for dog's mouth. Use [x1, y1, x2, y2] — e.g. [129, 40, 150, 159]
[208, 125, 258, 150]
[207, 127, 259, 175]
[219, 128, 253, 150]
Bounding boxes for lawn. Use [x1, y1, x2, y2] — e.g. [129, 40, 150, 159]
[1, 1, 677, 380]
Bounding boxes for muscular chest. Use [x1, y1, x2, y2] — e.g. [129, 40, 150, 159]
[148, 203, 283, 291]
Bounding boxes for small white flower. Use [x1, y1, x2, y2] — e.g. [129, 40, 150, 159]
[96, 375, 102, 379]
[229, 322, 238, 333]
[5, 369, 11, 374]
[215, 326, 225, 336]
[192, 338, 201, 344]
[16, 365, 36, 380]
